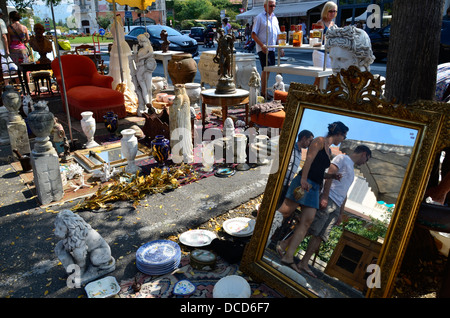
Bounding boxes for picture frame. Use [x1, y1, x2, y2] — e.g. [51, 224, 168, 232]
[73, 142, 152, 172]
[240, 66, 449, 298]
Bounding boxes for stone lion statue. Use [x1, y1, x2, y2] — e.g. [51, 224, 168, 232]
[54, 210, 115, 284]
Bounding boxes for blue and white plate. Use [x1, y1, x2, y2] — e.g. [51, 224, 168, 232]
[136, 240, 182, 275]
[173, 280, 196, 296]
[136, 240, 181, 266]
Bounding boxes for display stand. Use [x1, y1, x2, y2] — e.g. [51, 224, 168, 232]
[265, 44, 333, 90]
[153, 50, 178, 84]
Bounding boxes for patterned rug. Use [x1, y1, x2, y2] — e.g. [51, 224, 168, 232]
[118, 255, 284, 298]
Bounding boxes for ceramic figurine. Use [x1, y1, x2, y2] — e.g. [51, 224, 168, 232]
[161, 29, 170, 53]
[170, 84, 194, 163]
[52, 117, 65, 155]
[55, 210, 116, 285]
[80, 111, 99, 148]
[248, 67, 261, 106]
[272, 74, 285, 92]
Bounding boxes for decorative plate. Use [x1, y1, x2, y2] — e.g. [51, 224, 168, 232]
[173, 280, 196, 296]
[85, 276, 120, 298]
[179, 229, 217, 247]
[136, 240, 181, 265]
[214, 166, 236, 178]
[223, 217, 255, 237]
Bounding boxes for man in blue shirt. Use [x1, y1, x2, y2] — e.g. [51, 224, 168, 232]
[252, 0, 284, 98]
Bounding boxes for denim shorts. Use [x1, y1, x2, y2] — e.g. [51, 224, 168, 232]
[285, 174, 321, 209]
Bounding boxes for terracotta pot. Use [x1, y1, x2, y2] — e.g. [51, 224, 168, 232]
[168, 53, 197, 85]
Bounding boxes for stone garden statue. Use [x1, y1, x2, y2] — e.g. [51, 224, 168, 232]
[325, 25, 375, 75]
[132, 33, 157, 115]
[54, 210, 116, 285]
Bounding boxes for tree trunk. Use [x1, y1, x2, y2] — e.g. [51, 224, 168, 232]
[385, 0, 445, 104]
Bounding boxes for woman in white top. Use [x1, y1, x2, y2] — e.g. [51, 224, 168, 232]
[312, 1, 337, 86]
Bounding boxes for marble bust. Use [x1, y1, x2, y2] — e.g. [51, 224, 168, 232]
[325, 25, 375, 74]
[29, 23, 53, 64]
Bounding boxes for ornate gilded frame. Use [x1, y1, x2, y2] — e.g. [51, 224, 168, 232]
[73, 142, 152, 172]
[240, 66, 449, 298]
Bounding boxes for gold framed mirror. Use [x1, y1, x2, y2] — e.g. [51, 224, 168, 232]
[73, 143, 152, 172]
[241, 66, 449, 298]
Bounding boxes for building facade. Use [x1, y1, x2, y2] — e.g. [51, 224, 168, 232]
[236, 0, 394, 32]
[72, 0, 166, 34]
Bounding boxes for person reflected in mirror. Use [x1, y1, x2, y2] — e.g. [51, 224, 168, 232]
[277, 130, 314, 208]
[312, 1, 337, 86]
[296, 145, 372, 277]
[276, 121, 349, 272]
[325, 24, 375, 75]
[252, 0, 284, 98]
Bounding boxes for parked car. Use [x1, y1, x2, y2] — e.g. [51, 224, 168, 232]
[180, 30, 190, 35]
[125, 25, 198, 56]
[369, 22, 450, 62]
[189, 27, 205, 43]
[367, 24, 390, 60]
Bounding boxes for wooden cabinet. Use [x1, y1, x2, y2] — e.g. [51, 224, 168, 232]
[325, 229, 382, 291]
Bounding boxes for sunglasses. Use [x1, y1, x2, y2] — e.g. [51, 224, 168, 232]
[329, 10, 337, 13]
[269, 5, 276, 7]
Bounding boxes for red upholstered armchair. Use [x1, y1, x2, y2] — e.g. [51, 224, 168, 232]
[51, 55, 126, 122]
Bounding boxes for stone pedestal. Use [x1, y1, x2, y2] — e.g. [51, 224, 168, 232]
[27, 102, 64, 205]
[7, 119, 31, 156]
[0, 106, 9, 145]
[198, 51, 257, 90]
[2, 85, 31, 155]
[31, 149, 64, 205]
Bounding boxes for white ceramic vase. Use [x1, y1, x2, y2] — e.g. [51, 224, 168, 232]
[80, 111, 99, 148]
[184, 82, 202, 108]
[121, 128, 140, 174]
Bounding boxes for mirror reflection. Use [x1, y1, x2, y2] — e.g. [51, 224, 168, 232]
[263, 108, 418, 298]
[84, 148, 146, 166]
[73, 143, 151, 172]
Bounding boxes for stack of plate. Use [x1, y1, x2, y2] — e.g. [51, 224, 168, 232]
[136, 240, 181, 275]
